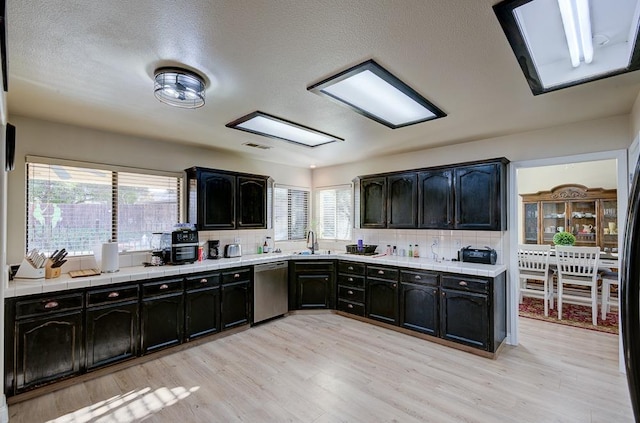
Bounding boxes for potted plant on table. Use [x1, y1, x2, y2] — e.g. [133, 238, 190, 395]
[553, 231, 576, 246]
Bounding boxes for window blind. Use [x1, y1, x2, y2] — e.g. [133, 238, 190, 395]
[316, 185, 352, 240]
[26, 160, 180, 255]
[274, 186, 309, 241]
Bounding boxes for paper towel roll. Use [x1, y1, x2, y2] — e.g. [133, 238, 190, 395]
[101, 242, 119, 273]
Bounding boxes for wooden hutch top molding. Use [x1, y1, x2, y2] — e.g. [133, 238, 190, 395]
[521, 184, 617, 202]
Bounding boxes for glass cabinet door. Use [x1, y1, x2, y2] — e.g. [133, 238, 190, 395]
[601, 199, 618, 253]
[523, 203, 538, 244]
[569, 200, 597, 246]
[541, 201, 567, 245]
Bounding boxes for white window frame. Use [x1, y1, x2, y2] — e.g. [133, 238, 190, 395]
[315, 184, 353, 240]
[25, 155, 182, 255]
[273, 184, 310, 241]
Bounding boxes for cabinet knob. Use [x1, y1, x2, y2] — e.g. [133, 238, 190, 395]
[324, 278, 329, 281]
[378, 270, 384, 275]
[414, 275, 422, 280]
[393, 283, 397, 288]
[234, 273, 240, 278]
[348, 277, 354, 282]
[159, 284, 169, 290]
[108, 292, 120, 298]
[200, 278, 208, 284]
[348, 290, 354, 295]
[348, 304, 354, 309]
[459, 281, 468, 287]
[44, 301, 59, 309]
[433, 289, 437, 295]
[348, 266, 354, 270]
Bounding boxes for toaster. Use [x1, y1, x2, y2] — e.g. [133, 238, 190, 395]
[224, 243, 242, 258]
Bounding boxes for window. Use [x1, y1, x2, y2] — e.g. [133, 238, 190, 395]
[316, 185, 352, 240]
[26, 157, 181, 255]
[274, 186, 309, 241]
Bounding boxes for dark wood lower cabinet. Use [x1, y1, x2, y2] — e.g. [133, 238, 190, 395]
[290, 261, 336, 310]
[86, 302, 138, 370]
[366, 278, 398, 325]
[221, 280, 251, 330]
[185, 272, 221, 340]
[141, 278, 184, 354]
[440, 288, 489, 349]
[400, 282, 439, 336]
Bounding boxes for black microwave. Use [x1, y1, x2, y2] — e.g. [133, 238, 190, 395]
[162, 229, 199, 264]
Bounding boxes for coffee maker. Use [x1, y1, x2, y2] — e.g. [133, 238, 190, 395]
[208, 240, 220, 259]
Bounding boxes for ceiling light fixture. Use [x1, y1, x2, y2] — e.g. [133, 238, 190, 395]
[494, 0, 640, 94]
[154, 67, 205, 109]
[226, 111, 343, 148]
[307, 59, 446, 129]
[558, 0, 593, 67]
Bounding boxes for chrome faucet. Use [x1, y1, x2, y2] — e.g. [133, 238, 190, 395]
[307, 230, 317, 254]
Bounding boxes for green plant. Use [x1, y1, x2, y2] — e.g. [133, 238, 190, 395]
[553, 231, 576, 246]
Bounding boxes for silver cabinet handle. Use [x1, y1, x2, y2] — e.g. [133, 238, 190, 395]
[108, 292, 120, 298]
[459, 281, 468, 287]
[200, 278, 208, 284]
[378, 270, 384, 275]
[348, 277, 354, 282]
[44, 301, 59, 309]
[348, 266, 354, 270]
[415, 275, 422, 280]
[347, 290, 354, 295]
[159, 284, 169, 290]
[234, 273, 240, 278]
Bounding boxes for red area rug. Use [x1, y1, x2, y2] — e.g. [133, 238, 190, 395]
[519, 297, 618, 334]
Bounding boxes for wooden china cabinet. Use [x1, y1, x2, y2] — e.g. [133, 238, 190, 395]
[520, 184, 618, 250]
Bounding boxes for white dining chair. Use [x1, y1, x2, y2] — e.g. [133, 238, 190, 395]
[517, 244, 553, 316]
[555, 245, 600, 326]
[600, 270, 619, 320]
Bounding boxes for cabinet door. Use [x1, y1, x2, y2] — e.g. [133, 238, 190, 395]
[366, 278, 398, 325]
[569, 200, 597, 246]
[400, 283, 438, 336]
[16, 310, 83, 392]
[523, 203, 539, 244]
[440, 288, 489, 350]
[221, 281, 251, 330]
[186, 287, 220, 340]
[86, 301, 138, 371]
[200, 171, 236, 230]
[297, 274, 331, 309]
[141, 293, 184, 354]
[601, 199, 618, 251]
[237, 176, 266, 229]
[361, 177, 387, 228]
[418, 169, 453, 229]
[387, 173, 417, 228]
[454, 163, 502, 230]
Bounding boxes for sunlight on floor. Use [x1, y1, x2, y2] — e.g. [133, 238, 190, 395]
[46, 386, 200, 423]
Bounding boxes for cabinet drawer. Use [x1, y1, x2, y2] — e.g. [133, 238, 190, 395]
[185, 272, 220, 290]
[367, 266, 398, 280]
[337, 299, 365, 316]
[87, 284, 139, 306]
[400, 270, 438, 286]
[292, 261, 334, 273]
[16, 292, 84, 318]
[142, 278, 184, 297]
[338, 261, 365, 275]
[221, 268, 251, 284]
[441, 275, 489, 293]
[338, 285, 365, 303]
[338, 274, 365, 288]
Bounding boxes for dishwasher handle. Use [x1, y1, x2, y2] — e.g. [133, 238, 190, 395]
[254, 261, 287, 272]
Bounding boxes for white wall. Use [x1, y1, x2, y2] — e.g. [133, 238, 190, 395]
[312, 115, 630, 188]
[6, 116, 312, 264]
[517, 160, 618, 193]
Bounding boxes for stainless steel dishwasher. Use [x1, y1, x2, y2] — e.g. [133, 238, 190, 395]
[253, 261, 288, 324]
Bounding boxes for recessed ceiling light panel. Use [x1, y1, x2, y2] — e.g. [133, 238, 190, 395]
[494, 0, 640, 95]
[307, 59, 446, 129]
[226, 111, 343, 148]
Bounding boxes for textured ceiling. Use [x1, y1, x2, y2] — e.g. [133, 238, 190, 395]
[6, 0, 640, 168]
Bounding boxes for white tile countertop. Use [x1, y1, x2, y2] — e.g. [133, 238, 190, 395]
[6, 252, 507, 298]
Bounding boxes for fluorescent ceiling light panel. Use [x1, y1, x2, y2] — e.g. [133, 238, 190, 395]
[226, 111, 343, 148]
[307, 60, 446, 129]
[494, 0, 640, 94]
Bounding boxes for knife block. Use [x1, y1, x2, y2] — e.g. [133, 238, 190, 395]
[14, 258, 45, 280]
[45, 259, 61, 279]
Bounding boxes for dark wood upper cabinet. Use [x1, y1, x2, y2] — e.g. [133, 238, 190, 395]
[387, 173, 417, 228]
[360, 177, 386, 228]
[454, 162, 504, 230]
[418, 169, 453, 229]
[361, 158, 507, 231]
[186, 167, 268, 230]
[237, 176, 267, 228]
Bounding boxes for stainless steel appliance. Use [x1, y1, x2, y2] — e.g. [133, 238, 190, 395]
[253, 261, 288, 324]
[161, 228, 199, 264]
[224, 243, 242, 258]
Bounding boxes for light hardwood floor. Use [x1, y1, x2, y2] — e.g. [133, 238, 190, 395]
[9, 314, 633, 422]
